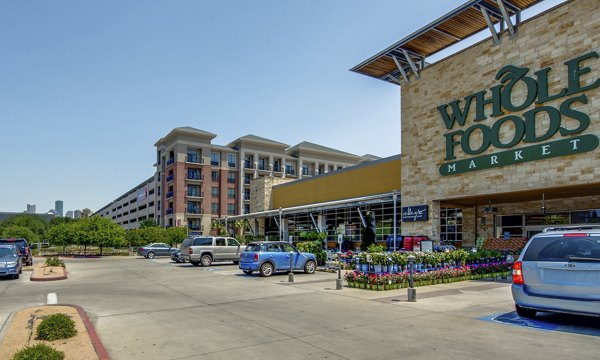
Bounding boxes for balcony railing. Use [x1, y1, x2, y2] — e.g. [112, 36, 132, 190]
[187, 191, 204, 198]
[227, 178, 236, 184]
[244, 161, 253, 169]
[244, 178, 251, 185]
[273, 165, 281, 172]
[166, 174, 174, 182]
[302, 169, 315, 176]
[166, 191, 174, 198]
[186, 155, 204, 164]
[187, 174, 203, 181]
[186, 208, 203, 214]
[286, 168, 296, 175]
[211, 161, 219, 166]
[166, 208, 173, 215]
[166, 158, 174, 167]
[188, 224, 201, 231]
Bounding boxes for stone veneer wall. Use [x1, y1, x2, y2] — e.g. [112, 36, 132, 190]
[250, 177, 293, 213]
[400, 0, 600, 245]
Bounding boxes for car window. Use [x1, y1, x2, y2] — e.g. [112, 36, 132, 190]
[0, 247, 16, 257]
[244, 244, 262, 252]
[523, 236, 600, 261]
[193, 238, 212, 246]
[216, 238, 226, 246]
[227, 238, 240, 247]
[182, 238, 194, 247]
[266, 243, 281, 252]
[280, 243, 295, 252]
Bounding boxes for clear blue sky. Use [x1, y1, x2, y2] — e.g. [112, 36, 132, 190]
[0, 0, 563, 214]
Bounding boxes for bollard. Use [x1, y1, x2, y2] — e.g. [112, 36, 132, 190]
[288, 251, 295, 282]
[407, 254, 417, 302]
[336, 253, 343, 290]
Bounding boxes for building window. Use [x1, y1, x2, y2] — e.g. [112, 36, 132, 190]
[244, 204, 250, 214]
[440, 208, 463, 246]
[285, 162, 295, 175]
[211, 152, 219, 166]
[187, 169, 201, 180]
[227, 204, 235, 215]
[258, 158, 266, 170]
[211, 187, 219, 197]
[227, 188, 235, 199]
[187, 185, 201, 197]
[211, 203, 219, 214]
[227, 172, 236, 184]
[244, 174, 252, 185]
[227, 154, 236, 168]
[244, 188, 250, 201]
[273, 160, 281, 172]
[302, 165, 309, 176]
[211, 171, 219, 182]
[187, 149, 201, 163]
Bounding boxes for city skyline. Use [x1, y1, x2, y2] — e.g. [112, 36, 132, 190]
[0, 0, 563, 213]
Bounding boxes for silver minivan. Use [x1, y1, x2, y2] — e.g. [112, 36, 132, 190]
[512, 226, 600, 318]
[180, 236, 242, 267]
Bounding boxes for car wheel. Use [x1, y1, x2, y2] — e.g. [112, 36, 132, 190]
[26, 260, 32, 266]
[200, 255, 213, 267]
[515, 304, 537, 318]
[147, 252, 155, 259]
[232, 260, 240, 265]
[259, 262, 273, 277]
[243, 270, 253, 275]
[13, 273, 19, 279]
[304, 260, 316, 274]
[190, 261, 200, 266]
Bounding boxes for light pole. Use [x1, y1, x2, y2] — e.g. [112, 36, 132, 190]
[279, 208, 282, 240]
[393, 190, 398, 252]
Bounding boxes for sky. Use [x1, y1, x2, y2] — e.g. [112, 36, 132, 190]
[0, 0, 564, 214]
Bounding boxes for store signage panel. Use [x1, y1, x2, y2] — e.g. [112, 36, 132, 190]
[438, 51, 600, 176]
[402, 205, 429, 222]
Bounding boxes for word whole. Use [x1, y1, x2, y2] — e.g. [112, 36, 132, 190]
[438, 51, 599, 176]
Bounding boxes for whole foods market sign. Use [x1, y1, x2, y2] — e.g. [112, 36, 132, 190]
[438, 52, 599, 176]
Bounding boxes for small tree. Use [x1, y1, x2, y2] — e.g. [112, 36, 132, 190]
[1, 225, 39, 242]
[47, 223, 76, 254]
[165, 226, 188, 247]
[139, 219, 159, 228]
[75, 216, 125, 256]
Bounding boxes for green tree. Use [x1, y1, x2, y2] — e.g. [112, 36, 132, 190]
[0, 225, 39, 242]
[49, 217, 76, 226]
[75, 216, 126, 256]
[211, 220, 225, 236]
[139, 219, 159, 228]
[127, 227, 167, 248]
[0, 214, 48, 240]
[165, 226, 188, 247]
[47, 223, 76, 254]
[126, 229, 144, 248]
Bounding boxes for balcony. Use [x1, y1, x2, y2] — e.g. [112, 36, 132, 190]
[166, 158, 175, 167]
[286, 168, 296, 176]
[273, 164, 281, 172]
[186, 207, 203, 215]
[186, 191, 204, 198]
[244, 161, 253, 169]
[211, 161, 219, 166]
[244, 178, 251, 185]
[166, 191, 174, 199]
[188, 224, 201, 231]
[302, 169, 315, 176]
[166, 208, 173, 215]
[186, 154, 204, 164]
[166, 174, 174, 182]
[186, 174, 204, 182]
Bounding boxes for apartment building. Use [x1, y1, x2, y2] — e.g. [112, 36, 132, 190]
[154, 127, 368, 234]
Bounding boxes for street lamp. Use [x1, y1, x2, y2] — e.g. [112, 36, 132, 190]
[392, 190, 398, 252]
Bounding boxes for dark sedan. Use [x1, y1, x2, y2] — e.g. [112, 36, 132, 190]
[138, 243, 178, 259]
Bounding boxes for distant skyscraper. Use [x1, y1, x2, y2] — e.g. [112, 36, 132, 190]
[74, 210, 83, 219]
[65, 210, 74, 219]
[26, 204, 36, 214]
[55, 200, 64, 217]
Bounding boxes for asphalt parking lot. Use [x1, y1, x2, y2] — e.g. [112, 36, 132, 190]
[1, 256, 598, 360]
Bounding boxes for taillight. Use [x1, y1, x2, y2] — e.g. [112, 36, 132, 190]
[188, 248, 193, 254]
[512, 261, 524, 285]
[254, 253, 259, 261]
[138, 248, 143, 252]
[564, 233, 587, 237]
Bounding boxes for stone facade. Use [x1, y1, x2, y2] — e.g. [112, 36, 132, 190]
[250, 177, 292, 213]
[401, 0, 600, 245]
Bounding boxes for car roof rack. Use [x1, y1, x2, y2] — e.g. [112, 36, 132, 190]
[543, 225, 600, 232]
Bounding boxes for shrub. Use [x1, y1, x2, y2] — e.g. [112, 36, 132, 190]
[296, 241, 327, 265]
[12, 343, 64, 360]
[36, 314, 77, 341]
[44, 257, 65, 268]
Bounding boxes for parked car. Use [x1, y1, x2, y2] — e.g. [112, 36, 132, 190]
[512, 226, 600, 318]
[239, 241, 317, 277]
[137, 243, 178, 259]
[171, 250, 186, 263]
[180, 236, 242, 266]
[0, 244, 23, 279]
[0, 238, 32, 266]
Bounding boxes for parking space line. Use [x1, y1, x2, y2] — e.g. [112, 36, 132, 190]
[47, 292, 58, 305]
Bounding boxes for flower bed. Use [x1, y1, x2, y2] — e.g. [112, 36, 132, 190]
[344, 262, 512, 290]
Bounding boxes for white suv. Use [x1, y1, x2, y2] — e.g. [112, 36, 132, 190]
[512, 225, 600, 318]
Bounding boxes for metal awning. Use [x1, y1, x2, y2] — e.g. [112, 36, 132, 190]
[350, 0, 544, 85]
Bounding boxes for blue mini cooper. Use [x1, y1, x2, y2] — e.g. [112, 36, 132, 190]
[239, 241, 317, 277]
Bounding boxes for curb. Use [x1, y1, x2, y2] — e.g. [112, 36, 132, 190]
[30, 272, 68, 281]
[58, 304, 111, 360]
